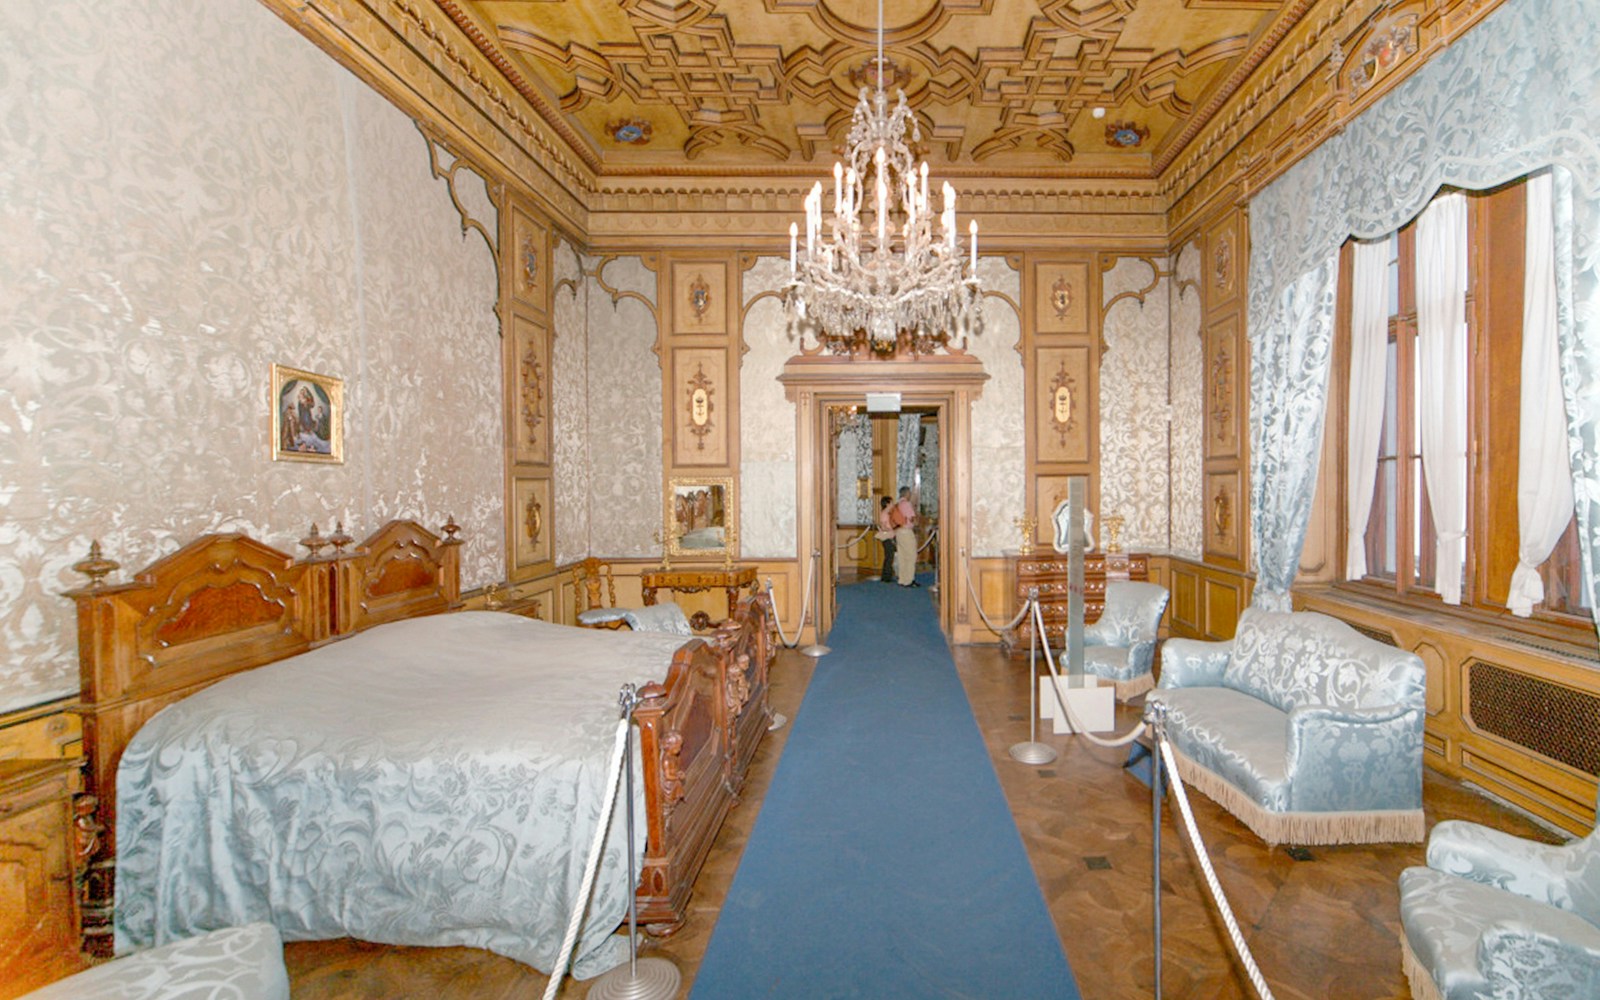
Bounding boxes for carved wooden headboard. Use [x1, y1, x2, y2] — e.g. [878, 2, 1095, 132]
[64, 519, 462, 866]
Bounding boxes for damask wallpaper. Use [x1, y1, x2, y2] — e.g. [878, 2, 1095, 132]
[582, 256, 663, 559]
[1170, 241, 1206, 559]
[1100, 256, 1173, 552]
[0, 0, 501, 712]
[551, 238, 592, 566]
[739, 257, 800, 561]
[969, 257, 1026, 557]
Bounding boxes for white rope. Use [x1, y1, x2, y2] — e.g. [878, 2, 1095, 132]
[541, 716, 631, 1000]
[1158, 736, 1278, 1000]
[917, 526, 938, 553]
[767, 550, 818, 649]
[835, 525, 872, 549]
[959, 549, 1032, 636]
[1032, 600, 1147, 749]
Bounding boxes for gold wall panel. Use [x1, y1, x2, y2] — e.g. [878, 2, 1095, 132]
[670, 260, 729, 336]
[510, 311, 551, 466]
[1034, 346, 1091, 464]
[509, 203, 549, 314]
[1033, 261, 1091, 335]
[1170, 563, 1200, 635]
[671, 347, 729, 468]
[510, 476, 553, 577]
[1204, 314, 1242, 461]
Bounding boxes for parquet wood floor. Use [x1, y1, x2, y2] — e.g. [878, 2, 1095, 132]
[284, 638, 1559, 999]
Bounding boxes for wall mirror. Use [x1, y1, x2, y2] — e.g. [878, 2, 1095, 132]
[665, 476, 736, 558]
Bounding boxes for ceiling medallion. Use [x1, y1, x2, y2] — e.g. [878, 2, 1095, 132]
[1104, 120, 1149, 149]
[608, 118, 653, 145]
[784, 1, 982, 358]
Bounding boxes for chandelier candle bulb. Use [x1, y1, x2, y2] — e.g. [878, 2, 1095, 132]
[790, 223, 797, 274]
[970, 219, 977, 271]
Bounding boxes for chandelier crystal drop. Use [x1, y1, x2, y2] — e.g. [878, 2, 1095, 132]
[783, 10, 982, 357]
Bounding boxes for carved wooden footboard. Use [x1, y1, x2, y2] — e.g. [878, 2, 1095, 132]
[634, 591, 775, 935]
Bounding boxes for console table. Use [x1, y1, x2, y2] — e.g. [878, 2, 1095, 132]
[1004, 551, 1149, 657]
[640, 565, 759, 630]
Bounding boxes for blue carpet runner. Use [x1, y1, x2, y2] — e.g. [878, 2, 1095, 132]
[690, 576, 1081, 999]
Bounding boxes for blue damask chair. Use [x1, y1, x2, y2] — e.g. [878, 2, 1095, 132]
[1399, 786, 1600, 1000]
[1077, 580, 1169, 702]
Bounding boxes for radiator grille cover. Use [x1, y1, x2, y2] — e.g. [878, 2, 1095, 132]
[1468, 661, 1600, 776]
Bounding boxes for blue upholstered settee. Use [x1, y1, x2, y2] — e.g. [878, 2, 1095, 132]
[1146, 607, 1426, 846]
[1399, 786, 1600, 1000]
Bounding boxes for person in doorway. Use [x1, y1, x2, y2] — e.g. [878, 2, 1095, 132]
[892, 487, 919, 587]
[876, 495, 897, 583]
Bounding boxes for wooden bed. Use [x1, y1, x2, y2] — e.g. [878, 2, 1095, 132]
[64, 519, 775, 955]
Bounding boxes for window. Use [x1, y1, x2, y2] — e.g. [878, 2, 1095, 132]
[1338, 179, 1591, 624]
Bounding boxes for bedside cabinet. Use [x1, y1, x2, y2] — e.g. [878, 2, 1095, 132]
[0, 758, 87, 998]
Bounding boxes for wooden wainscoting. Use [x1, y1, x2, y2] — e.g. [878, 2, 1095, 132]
[1165, 555, 1254, 641]
[1298, 586, 1600, 836]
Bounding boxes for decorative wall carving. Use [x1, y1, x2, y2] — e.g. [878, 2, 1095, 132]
[511, 476, 552, 571]
[671, 261, 728, 334]
[1205, 316, 1242, 459]
[1034, 346, 1092, 463]
[511, 313, 552, 465]
[685, 363, 715, 452]
[1034, 261, 1090, 334]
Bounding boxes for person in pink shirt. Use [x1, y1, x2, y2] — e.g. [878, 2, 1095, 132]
[875, 496, 897, 583]
[892, 487, 918, 587]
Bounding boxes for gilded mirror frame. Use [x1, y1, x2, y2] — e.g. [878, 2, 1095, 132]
[665, 475, 737, 559]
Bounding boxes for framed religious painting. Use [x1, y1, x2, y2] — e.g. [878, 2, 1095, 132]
[271, 364, 344, 464]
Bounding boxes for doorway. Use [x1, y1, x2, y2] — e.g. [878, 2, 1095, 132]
[827, 406, 940, 590]
[778, 354, 988, 642]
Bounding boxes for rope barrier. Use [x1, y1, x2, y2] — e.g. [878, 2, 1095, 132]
[541, 715, 631, 1000]
[917, 526, 938, 553]
[959, 550, 1032, 636]
[767, 549, 818, 650]
[1156, 728, 1278, 1000]
[834, 526, 872, 550]
[1030, 600, 1147, 749]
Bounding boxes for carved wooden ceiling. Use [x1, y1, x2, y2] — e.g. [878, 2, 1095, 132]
[451, 0, 1300, 179]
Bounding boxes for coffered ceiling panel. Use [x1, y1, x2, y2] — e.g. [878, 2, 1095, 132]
[461, 0, 1293, 177]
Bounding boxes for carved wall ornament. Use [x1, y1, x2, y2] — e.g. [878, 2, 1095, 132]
[1104, 120, 1150, 148]
[686, 363, 715, 449]
[1212, 486, 1232, 540]
[1209, 343, 1233, 441]
[1350, 16, 1420, 96]
[1050, 274, 1074, 320]
[524, 492, 543, 547]
[1049, 362, 1078, 446]
[1213, 233, 1233, 292]
[688, 273, 712, 322]
[520, 234, 539, 290]
[520, 348, 544, 445]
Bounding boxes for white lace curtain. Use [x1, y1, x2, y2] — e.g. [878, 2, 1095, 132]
[1511, 172, 1577, 615]
[1415, 193, 1469, 604]
[1345, 239, 1391, 580]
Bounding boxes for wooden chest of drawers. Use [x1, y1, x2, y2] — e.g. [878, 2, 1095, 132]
[1004, 552, 1149, 657]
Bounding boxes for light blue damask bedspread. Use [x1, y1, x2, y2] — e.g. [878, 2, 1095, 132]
[114, 611, 692, 979]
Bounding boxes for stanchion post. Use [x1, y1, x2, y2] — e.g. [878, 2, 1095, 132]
[1147, 698, 1165, 1000]
[585, 685, 681, 1000]
[1008, 589, 1057, 765]
[801, 548, 830, 658]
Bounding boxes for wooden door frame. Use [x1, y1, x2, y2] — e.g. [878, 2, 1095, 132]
[779, 354, 988, 640]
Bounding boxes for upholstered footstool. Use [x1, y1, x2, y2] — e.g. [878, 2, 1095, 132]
[20, 923, 289, 1000]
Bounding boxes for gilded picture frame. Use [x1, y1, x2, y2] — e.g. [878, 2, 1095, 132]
[665, 475, 736, 558]
[271, 364, 344, 464]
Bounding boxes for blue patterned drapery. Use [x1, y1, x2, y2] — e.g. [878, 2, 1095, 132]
[896, 414, 919, 497]
[1245, 0, 1600, 637]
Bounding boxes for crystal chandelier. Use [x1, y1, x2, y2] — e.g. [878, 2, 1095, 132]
[784, 2, 982, 357]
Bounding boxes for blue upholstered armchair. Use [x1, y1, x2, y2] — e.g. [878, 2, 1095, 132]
[1399, 787, 1600, 1000]
[1078, 581, 1169, 701]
